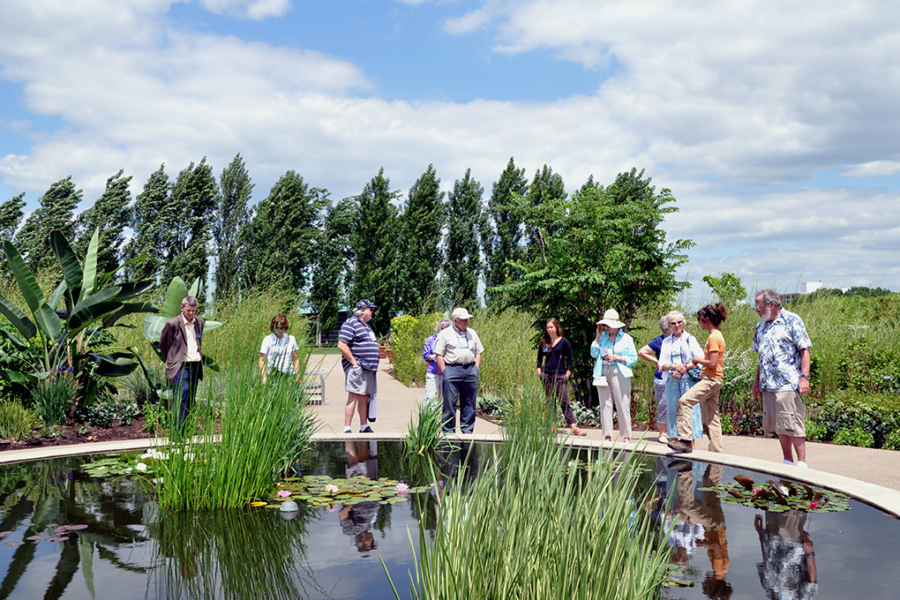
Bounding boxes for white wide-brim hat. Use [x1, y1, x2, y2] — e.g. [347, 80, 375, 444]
[596, 309, 625, 329]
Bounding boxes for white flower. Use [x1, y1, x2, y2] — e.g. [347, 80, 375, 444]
[135, 462, 148, 472]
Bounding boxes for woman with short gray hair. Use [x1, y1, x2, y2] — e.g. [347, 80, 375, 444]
[423, 318, 452, 406]
[638, 315, 671, 443]
[658, 310, 704, 447]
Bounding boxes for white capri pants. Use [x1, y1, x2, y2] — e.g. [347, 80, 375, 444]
[596, 364, 632, 439]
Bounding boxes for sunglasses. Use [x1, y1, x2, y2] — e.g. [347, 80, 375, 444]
[275, 327, 287, 331]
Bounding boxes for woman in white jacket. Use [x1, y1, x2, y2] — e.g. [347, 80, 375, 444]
[591, 309, 638, 442]
[658, 311, 704, 447]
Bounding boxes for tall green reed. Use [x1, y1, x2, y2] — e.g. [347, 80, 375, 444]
[31, 372, 76, 424]
[386, 387, 669, 600]
[403, 400, 451, 481]
[155, 332, 319, 511]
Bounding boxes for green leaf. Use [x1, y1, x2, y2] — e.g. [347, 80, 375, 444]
[0, 328, 27, 351]
[69, 300, 123, 334]
[0, 294, 37, 339]
[143, 314, 169, 343]
[3, 240, 44, 312]
[101, 302, 158, 329]
[48, 280, 67, 313]
[34, 303, 63, 340]
[0, 369, 36, 384]
[50, 230, 83, 291]
[82, 227, 100, 295]
[115, 281, 154, 301]
[161, 277, 189, 319]
[188, 277, 202, 298]
[203, 319, 225, 334]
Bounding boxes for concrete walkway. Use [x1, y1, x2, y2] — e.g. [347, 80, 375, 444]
[2, 352, 899, 516]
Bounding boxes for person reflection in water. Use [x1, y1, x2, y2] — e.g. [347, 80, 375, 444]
[339, 440, 380, 555]
[755, 511, 818, 599]
[675, 463, 732, 599]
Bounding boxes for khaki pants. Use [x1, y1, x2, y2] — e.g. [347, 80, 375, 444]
[597, 364, 632, 439]
[676, 376, 724, 452]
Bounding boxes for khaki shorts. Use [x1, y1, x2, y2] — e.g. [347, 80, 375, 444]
[762, 390, 806, 437]
[345, 365, 377, 395]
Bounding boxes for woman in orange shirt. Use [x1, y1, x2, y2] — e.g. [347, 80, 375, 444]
[667, 303, 727, 454]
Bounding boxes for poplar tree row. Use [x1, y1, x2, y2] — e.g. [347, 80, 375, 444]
[0, 155, 630, 335]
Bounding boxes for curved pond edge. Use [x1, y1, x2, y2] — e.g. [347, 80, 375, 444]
[2, 432, 899, 518]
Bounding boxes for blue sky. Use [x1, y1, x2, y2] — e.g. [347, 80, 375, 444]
[2, 0, 900, 298]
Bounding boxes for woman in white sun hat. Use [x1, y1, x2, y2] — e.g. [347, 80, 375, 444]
[591, 309, 638, 442]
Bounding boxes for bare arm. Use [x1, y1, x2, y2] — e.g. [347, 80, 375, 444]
[693, 351, 718, 369]
[337, 341, 357, 367]
[259, 353, 267, 384]
[798, 348, 811, 394]
[292, 350, 300, 382]
[435, 355, 446, 373]
[475, 353, 482, 369]
[638, 344, 658, 367]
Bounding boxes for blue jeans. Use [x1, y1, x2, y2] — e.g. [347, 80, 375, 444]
[172, 362, 201, 430]
[441, 364, 479, 433]
[666, 376, 702, 440]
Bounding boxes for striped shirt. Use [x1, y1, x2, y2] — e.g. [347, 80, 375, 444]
[339, 316, 380, 371]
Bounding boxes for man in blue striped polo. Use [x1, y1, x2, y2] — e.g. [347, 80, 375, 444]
[337, 299, 380, 434]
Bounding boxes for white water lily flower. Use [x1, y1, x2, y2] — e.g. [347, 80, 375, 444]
[135, 463, 148, 472]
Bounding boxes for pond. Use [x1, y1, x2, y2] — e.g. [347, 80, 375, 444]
[0, 441, 897, 599]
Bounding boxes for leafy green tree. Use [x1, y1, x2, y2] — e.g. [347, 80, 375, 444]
[481, 157, 528, 306]
[163, 158, 219, 299]
[74, 170, 132, 276]
[0, 192, 26, 243]
[609, 167, 652, 205]
[398, 165, 445, 314]
[125, 164, 172, 283]
[310, 198, 356, 341]
[494, 171, 694, 403]
[243, 171, 329, 295]
[350, 168, 401, 336]
[15, 177, 82, 273]
[444, 169, 483, 309]
[702, 272, 747, 307]
[214, 154, 254, 302]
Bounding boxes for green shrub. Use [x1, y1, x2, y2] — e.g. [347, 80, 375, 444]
[31, 373, 77, 425]
[0, 401, 38, 439]
[142, 401, 164, 435]
[390, 313, 444, 387]
[883, 430, 900, 451]
[720, 413, 734, 435]
[477, 392, 506, 416]
[807, 390, 900, 448]
[832, 426, 875, 448]
[838, 339, 900, 393]
[804, 419, 826, 442]
[74, 402, 140, 428]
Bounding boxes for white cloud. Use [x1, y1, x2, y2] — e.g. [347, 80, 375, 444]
[1, 0, 899, 293]
[199, 0, 291, 20]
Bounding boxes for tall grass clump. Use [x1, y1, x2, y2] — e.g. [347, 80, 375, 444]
[0, 401, 38, 439]
[155, 335, 319, 511]
[31, 372, 77, 425]
[403, 400, 449, 480]
[386, 387, 669, 600]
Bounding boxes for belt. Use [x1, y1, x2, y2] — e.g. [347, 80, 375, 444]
[445, 362, 475, 367]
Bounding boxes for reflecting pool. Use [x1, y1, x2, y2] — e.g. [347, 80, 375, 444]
[0, 442, 897, 599]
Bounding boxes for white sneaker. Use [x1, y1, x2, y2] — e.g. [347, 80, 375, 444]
[342, 427, 352, 434]
[783, 459, 794, 466]
[797, 461, 808, 468]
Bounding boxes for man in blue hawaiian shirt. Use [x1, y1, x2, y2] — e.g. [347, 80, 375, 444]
[752, 289, 812, 468]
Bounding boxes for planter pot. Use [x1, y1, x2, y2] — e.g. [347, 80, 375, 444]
[386, 349, 394, 362]
[379, 345, 387, 359]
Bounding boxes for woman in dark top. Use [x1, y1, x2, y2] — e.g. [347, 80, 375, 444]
[537, 318, 586, 436]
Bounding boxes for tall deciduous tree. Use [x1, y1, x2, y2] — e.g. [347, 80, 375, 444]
[350, 168, 401, 336]
[481, 158, 528, 306]
[0, 193, 26, 244]
[74, 170, 132, 275]
[310, 197, 356, 340]
[214, 154, 254, 301]
[444, 169, 483, 309]
[523, 164, 566, 263]
[15, 177, 82, 273]
[398, 165, 445, 314]
[126, 164, 172, 283]
[163, 158, 219, 299]
[494, 170, 694, 404]
[243, 171, 329, 295]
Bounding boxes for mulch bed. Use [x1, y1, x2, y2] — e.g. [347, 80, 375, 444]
[0, 417, 151, 453]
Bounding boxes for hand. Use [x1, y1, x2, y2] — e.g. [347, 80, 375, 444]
[752, 382, 761, 399]
[798, 378, 810, 395]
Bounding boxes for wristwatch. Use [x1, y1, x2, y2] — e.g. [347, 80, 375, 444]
[800, 374, 810, 380]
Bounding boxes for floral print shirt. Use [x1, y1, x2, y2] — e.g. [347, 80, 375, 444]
[752, 309, 812, 392]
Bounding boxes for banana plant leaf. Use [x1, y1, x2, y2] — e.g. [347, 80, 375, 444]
[0, 369, 36, 384]
[101, 302, 158, 329]
[114, 281, 154, 301]
[85, 352, 140, 377]
[82, 228, 100, 296]
[34, 303, 63, 340]
[50, 230, 83, 292]
[69, 301, 124, 335]
[0, 294, 36, 340]
[48, 280, 68, 313]
[0, 328, 27, 351]
[3, 240, 45, 312]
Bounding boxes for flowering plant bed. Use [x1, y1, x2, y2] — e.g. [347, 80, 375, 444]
[700, 473, 851, 513]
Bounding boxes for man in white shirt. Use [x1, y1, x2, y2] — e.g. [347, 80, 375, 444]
[434, 308, 484, 434]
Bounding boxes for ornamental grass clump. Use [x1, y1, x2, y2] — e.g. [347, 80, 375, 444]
[403, 400, 450, 480]
[32, 370, 76, 425]
[154, 339, 319, 511]
[386, 387, 669, 600]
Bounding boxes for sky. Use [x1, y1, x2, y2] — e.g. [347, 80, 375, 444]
[2, 0, 900, 300]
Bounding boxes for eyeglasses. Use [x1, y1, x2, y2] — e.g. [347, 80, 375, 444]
[671, 320, 685, 325]
[275, 327, 287, 331]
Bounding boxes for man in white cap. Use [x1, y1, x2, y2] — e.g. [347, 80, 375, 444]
[434, 308, 484, 433]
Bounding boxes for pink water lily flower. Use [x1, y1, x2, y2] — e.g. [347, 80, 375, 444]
[395, 483, 409, 496]
[276, 490, 291, 498]
[752, 488, 761, 495]
[809, 501, 819, 509]
[326, 484, 339, 493]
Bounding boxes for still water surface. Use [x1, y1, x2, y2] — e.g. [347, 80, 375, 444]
[0, 441, 897, 599]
